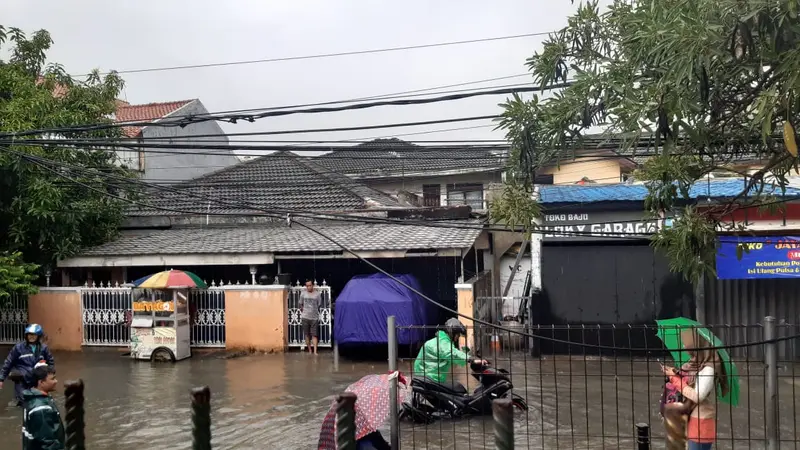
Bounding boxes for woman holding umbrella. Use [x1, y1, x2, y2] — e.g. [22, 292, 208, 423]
[660, 327, 732, 450]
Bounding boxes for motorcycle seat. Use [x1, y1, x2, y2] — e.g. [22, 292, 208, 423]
[411, 376, 468, 395]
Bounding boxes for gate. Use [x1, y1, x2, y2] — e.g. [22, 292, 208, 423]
[189, 288, 225, 347]
[0, 293, 28, 344]
[81, 286, 132, 346]
[288, 281, 333, 348]
[81, 285, 226, 348]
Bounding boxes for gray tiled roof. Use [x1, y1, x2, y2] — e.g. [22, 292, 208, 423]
[128, 151, 401, 216]
[313, 138, 508, 178]
[76, 221, 483, 256]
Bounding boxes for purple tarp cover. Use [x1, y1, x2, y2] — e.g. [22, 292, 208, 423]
[334, 274, 433, 346]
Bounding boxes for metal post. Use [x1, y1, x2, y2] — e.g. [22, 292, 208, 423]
[492, 398, 514, 450]
[635, 423, 651, 450]
[335, 392, 357, 450]
[191, 386, 212, 450]
[64, 379, 86, 450]
[333, 341, 340, 372]
[387, 315, 400, 450]
[764, 316, 779, 450]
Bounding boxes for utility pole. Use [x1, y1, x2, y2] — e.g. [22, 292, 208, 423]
[529, 185, 543, 356]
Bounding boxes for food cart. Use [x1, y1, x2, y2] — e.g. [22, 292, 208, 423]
[129, 269, 206, 362]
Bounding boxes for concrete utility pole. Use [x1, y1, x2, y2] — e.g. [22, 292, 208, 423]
[529, 185, 543, 356]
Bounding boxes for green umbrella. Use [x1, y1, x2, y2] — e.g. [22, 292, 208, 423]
[655, 317, 740, 406]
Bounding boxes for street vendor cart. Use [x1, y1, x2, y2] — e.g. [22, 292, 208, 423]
[129, 270, 207, 362]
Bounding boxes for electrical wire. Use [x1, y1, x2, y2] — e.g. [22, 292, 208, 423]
[0, 82, 572, 139]
[88, 32, 555, 76]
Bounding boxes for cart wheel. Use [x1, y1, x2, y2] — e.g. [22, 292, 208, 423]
[150, 347, 176, 363]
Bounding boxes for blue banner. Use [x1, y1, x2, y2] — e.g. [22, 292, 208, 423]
[717, 236, 800, 279]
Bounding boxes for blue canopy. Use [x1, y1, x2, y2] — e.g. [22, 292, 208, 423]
[334, 274, 434, 346]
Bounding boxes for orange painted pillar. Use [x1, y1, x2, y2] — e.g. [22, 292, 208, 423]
[455, 283, 475, 351]
[27, 288, 83, 351]
[224, 285, 288, 352]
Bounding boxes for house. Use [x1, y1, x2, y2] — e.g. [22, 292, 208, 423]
[112, 99, 239, 182]
[58, 148, 487, 300]
[313, 138, 508, 210]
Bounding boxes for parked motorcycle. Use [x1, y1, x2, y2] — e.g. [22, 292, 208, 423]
[400, 361, 529, 423]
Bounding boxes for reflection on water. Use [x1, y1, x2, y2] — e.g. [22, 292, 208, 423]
[0, 349, 796, 449]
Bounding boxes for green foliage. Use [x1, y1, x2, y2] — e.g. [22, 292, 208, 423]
[0, 25, 138, 285]
[0, 251, 39, 302]
[488, 181, 542, 238]
[494, 0, 800, 282]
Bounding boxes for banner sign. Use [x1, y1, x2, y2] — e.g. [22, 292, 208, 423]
[542, 211, 660, 241]
[716, 236, 800, 279]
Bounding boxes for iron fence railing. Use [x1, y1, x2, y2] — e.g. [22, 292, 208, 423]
[392, 320, 800, 449]
[287, 281, 333, 348]
[0, 293, 28, 344]
[81, 286, 226, 348]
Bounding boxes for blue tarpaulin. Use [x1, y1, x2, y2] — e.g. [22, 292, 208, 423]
[717, 236, 800, 279]
[334, 274, 434, 346]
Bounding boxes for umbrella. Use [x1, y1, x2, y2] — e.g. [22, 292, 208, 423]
[132, 269, 208, 289]
[656, 317, 740, 406]
[318, 372, 409, 450]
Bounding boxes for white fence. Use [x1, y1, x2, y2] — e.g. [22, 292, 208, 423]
[287, 280, 333, 348]
[81, 284, 226, 348]
[0, 293, 28, 345]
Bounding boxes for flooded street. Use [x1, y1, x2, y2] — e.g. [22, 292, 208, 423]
[0, 349, 797, 449]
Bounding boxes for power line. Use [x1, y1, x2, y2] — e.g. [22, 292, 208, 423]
[88, 32, 553, 76]
[148, 75, 533, 120]
[0, 82, 572, 138]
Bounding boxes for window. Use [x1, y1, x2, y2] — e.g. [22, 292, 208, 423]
[422, 184, 441, 207]
[447, 183, 484, 210]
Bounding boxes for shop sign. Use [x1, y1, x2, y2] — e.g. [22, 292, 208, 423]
[132, 301, 174, 312]
[717, 236, 800, 279]
[542, 211, 659, 241]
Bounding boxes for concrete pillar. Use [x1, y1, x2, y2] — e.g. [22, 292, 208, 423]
[224, 285, 288, 352]
[455, 283, 475, 351]
[28, 288, 83, 351]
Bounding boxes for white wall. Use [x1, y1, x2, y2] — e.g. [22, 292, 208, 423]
[365, 171, 503, 209]
[498, 253, 531, 298]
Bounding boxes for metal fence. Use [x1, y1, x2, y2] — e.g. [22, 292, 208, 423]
[288, 281, 333, 348]
[81, 286, 226, 348]
[392, 320, 800, 449]
[189, 288, 226, 348]
[0, 293, 28, 344]
[81, 287, 132, 346]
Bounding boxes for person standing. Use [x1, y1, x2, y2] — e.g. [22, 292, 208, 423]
[0, 324, 55, 406]
[299, 279, 321, 354]
[662, 331, 729, 450]
[22, 364, 65, 450]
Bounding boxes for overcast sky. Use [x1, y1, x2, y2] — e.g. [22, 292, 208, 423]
[2, 1, 583, 152]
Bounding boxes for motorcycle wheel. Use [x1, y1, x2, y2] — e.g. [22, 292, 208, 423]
[511, 394, 529, 411]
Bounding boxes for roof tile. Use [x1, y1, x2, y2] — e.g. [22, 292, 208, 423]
[77, 221, 482, 256]
[115, 100, 194, 137]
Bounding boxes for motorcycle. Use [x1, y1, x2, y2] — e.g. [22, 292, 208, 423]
[400, 361, 529, 423]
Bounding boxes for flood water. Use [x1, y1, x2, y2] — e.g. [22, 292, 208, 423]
[0, 348, 797, 449]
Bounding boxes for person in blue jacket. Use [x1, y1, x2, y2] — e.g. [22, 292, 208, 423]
[0, 324, 55, 406]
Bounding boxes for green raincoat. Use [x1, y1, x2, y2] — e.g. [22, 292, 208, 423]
[413, 330, 470, 383]
[22, 388, 65, 450]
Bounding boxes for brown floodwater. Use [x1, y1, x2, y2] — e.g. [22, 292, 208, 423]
[0, 348, 797, 449]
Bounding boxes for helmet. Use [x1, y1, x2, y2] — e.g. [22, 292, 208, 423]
[24, 324, 44, 336]
[444, 318, 467, 341]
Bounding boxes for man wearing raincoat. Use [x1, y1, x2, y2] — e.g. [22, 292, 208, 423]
[0, 324, 55, 407]
[413, 318, 488, 389]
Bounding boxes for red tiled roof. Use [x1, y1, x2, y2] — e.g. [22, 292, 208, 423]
[115, 100, 195, 137]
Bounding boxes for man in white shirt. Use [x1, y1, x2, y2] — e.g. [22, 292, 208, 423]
[299, 280, 321, 354]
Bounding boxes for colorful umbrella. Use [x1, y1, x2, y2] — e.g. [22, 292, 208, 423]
[656, 317, 740, 406]
[318, 372, 409, 450]
[132, 269, 207, 289]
